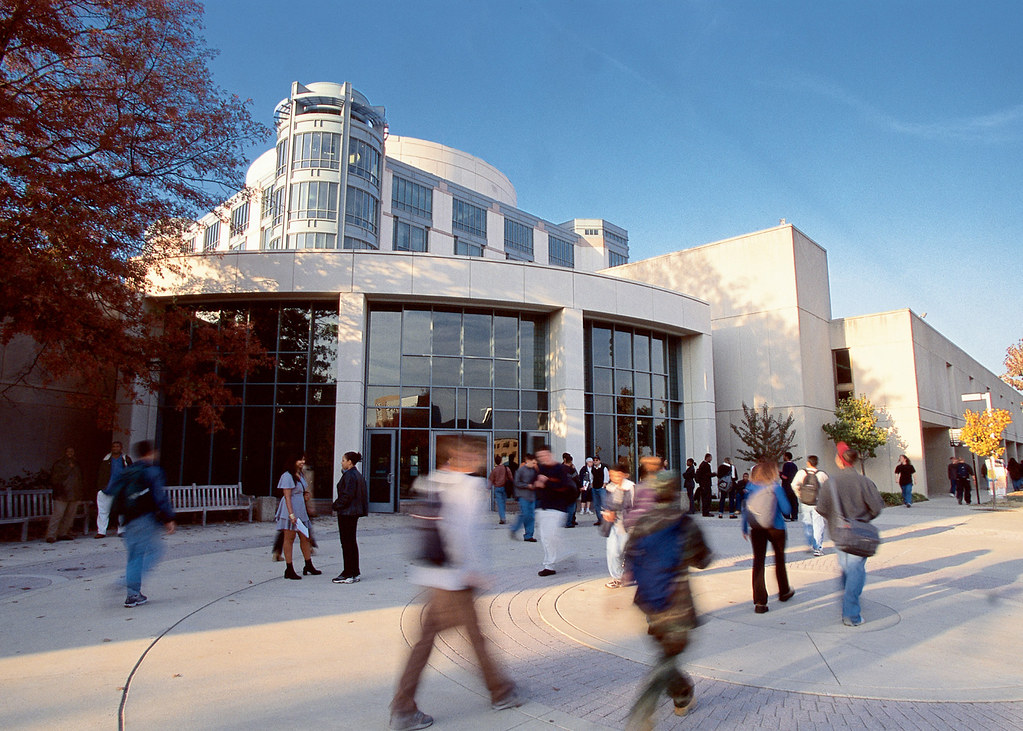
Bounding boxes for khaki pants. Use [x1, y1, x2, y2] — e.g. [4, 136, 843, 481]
[46, 500, 80, 540]
[391, 587, 512, 713]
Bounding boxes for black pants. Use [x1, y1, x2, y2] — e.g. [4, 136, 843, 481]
[750, 526, 790, 606]
[956, 480, 972, 504]
[696, 483, 712, 515]
[337, 515, 361, 577]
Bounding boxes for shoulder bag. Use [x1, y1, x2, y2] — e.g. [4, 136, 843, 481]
[828, 480, 880, 557]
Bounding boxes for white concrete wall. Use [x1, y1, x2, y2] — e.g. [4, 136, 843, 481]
[386, 136, 517, 207]
[335, 292, 366, 502]
[548, 308, 586, 461]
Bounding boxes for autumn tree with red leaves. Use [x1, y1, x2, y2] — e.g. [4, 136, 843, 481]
[0, 0, 270, 431]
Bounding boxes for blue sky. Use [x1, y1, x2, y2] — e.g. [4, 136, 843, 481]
[200, 1, 1022, 376]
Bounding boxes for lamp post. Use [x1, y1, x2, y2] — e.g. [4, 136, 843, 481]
[962, 391, 997, 505]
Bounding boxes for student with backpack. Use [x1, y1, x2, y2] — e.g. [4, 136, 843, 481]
[741, 461, 794, 614]
[792, 455, 828, 556]
[623, 465, 712, 726]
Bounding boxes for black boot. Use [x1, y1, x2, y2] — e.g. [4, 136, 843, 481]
[284, 563, 301, 580]
[303, 560, 322, 576]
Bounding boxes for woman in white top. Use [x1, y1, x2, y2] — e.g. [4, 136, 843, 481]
[602, 460, 635, 589]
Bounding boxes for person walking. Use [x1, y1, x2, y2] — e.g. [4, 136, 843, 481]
[509, 454, 538, 542]
[792, 456, 828, 556]
[894, 455, 916, 508]
[332, 451, 368, 584]
[623, 467, 711, 727]
[816, 443, 884, 626]
[562, 453, 580, 527]
[95, 441, 131, 538]
[954, 457, 976, 505]
[487, 456, 512, 524]
[589, 455, 609, 526]
[389, 436, 522, 730]
[274, 453, 320, 580]
[46, 446, 84, 543]
[716, 457, 738, 518]
[534, 446, 577, 577]
[602, 461, 635, 589]
[741, 461, 794, 614]
[103, 441, 176, 608]
[780, 452, 799, 521]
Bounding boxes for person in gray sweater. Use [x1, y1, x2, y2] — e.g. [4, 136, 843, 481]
[816, 442, 884, 627]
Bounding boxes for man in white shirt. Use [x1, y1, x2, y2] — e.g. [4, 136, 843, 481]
[792, 455, 828, 556]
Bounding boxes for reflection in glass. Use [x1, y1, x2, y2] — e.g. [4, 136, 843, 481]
[467, 389, 493, 428]
[432, 356, 460, 386]
[463, 358, 492, 387]
[276, 385, 307, 405]
[592, 326, 612, 367]
[276, 353, 308, 383]
[402, 310, 431, 355]
[463, 313, 491, 357]
[493, 411, 519, 430]
[652, 336, 666, 373]
[310, 311, 339, 382]
[494, 390, 518, 410]
[430, 388, 456, 427]
[278, 307, 310, 353]
[401, 408, 429, 428]
[634, 333, 650, 372]
[615, 369, 633, 397]
[494, 316, 517, 358]
[494, 360, 517, 388]
[614, 330, 632, 369]
[433, 311, 461, 355]
[400, 386, 431, 407]
[592, 367, 612, 394]
[368, 310, 401, 384]
[634, 372, 651, 399]
[401, 355, 430, 385]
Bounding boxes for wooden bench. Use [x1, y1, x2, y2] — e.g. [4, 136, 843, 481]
[0, 489, 91, 541]
[164, 483, 254, 525]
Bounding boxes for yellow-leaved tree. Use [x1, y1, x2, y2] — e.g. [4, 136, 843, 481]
[960, 408, 1013, 504]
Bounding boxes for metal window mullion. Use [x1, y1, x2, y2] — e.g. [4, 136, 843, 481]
[337, 83, 353, 247]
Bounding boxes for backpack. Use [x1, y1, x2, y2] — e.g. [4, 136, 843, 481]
[800, 470, 820, 505]
[745, 483, 777, 529]
[409, 485, 447, 567]
[110, 464, 156, 523]
[628, 519, 684, 614]
[955, 463, 971, 481]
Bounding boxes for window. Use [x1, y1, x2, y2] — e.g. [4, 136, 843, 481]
[833, 349, 854, 405]
[293, 132, 341, 170]
[261, 187, 274, 220]
[605, 230, 628, 248]
[454, 238, 483, 257]
[548, 235, 575, 268]
[275, 139, 288, 177]
[343, 235, 377, 250]
[348, 138, 380, 185]
[452, 199, 486, 238]
[584, 228, 600, 236]
[203, 222, 220, 252]
[261, 227, 285, 249]
[345, 187, 378, 233]
[394, 220, 428, 252]
[291, 232, 337, 249]
[608, 251, 628, 267]
[230, 201, 250, 237]
[290, 181, 338, 220]
[504, 219, 533, 261]
[392, 176, 433, 218]
[271, 187, 285, 227]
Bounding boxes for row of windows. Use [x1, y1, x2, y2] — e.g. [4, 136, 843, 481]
[608, 251, 628, 267]
[348, 139, 381, 186]
[548, 235, 574, 268]
[291, 181, 338, 220]
[230, 201, 249, 237]
[346, 187, 379, 233]
[504, 219, 533, 261]
[203, 223, 220, 252]
[293, 131, 340, 170]
[292, 232, 337, 249]
[454, 238, 483, 257]
[393, 176, 433, 218]
[605, 230, 628, 248]
[452, 199, 487, 238]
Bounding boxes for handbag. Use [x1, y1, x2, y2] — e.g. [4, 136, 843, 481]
[828, 481, 880, 557]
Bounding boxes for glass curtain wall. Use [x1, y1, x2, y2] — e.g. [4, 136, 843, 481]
[365, 305, 548, 500]
[158, 302, 339, 497]
[584, 321, 685, 472]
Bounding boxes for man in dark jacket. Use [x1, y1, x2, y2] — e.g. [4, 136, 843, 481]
[46, 446, 84, 542]
[534, 446, 578, 577]
[104, 440, 176, 607]
[333, 451, 369, 584]
[694, 454, 714, 517]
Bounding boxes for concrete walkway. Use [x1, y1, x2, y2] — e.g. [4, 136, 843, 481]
[1, 495, 1021, 730]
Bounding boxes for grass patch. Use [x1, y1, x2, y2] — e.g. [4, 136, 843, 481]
[881, 491, 929, 506]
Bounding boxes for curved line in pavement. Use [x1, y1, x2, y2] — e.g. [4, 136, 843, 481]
[116, 576, 280, 730]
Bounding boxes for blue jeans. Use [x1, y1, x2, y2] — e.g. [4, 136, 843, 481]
[606, 525, 627, 580]
[124, 514, 164, 597]
[835, 549, 868, 622]
[591, 488, 606, 521]
[901, 483, 913, 506]
[565, 501, 578, 527]
[493, 487, 507, 521]
[510, 498, 535, 539]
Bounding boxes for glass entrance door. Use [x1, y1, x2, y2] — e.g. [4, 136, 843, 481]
[367, 430, 396, 512]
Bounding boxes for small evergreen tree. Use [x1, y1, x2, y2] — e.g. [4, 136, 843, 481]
[821, 396, 889, 473]
[730, 402, 797, 463]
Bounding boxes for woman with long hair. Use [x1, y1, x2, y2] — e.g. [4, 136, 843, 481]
[274, 452, 320, 580]
[894, 455, 916, 507]
[741, 460, 793, 614]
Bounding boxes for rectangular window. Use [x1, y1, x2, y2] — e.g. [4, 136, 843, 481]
[504, 219, 534, 261]
[343, 235, 378, 250]
[275, 139, 289, 177]
[392, 176, 433, 218]
[608, 250, 628, 267]
[834, 348, 854, 405]
[293, 132, 341, 170]
[584, 228, 600, 236]
[548, 235, 575, 268]
[605, 230, 628, 248]
[230, 201, 250, 237]
[394, 220, 428, 252]
[203, 222, 220, 252]
[345, 187, 378, 233]
[348, 138, 381, 185]
[261, 187, 273, 220]
[290, 181, 339, 221]
[271, 187, 285, 227]
[452, 199, 487, 238]
[454, 238, 483, 257]
[291, 232, 337, 249]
